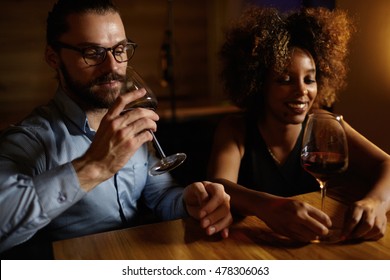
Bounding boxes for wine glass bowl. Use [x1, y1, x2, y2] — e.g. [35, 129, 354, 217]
[122, 66, 187, 176]
[301, 111, 348, 242]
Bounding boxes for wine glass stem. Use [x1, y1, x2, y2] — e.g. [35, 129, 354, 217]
[319, 181, 327, 212]
[150, 130, 166, 158]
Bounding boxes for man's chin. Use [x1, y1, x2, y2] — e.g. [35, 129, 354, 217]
[80, 92, 119, 109]
[94, 81, 122, 93]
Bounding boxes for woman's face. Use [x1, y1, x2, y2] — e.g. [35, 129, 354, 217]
[262, 47, 317, 125]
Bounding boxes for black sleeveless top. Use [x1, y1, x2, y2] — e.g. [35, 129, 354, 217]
[237, 115, 318, 197]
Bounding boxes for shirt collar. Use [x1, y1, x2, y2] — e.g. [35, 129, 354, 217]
[53, 87, 93, 136]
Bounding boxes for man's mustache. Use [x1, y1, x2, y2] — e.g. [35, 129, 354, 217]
[91, 73, 125, 85]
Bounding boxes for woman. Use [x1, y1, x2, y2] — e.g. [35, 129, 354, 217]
[208, 6, 390, 242]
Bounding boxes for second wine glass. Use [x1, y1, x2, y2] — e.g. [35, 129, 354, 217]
[122, 66, 186, 176]
[301, 111, 349, 242]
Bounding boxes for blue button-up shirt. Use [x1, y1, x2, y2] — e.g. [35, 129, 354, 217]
[0, 88, 186, 253]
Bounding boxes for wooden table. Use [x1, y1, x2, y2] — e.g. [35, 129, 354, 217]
[53, 188, 390, 260]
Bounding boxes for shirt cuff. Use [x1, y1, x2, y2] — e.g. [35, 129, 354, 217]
[33, 163, 86, 219]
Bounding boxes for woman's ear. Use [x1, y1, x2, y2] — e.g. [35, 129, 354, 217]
[45, 45, 60, 69]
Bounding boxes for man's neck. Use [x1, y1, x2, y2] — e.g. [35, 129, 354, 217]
[60, 86, 109, 131]
[85, 109, 108, 131]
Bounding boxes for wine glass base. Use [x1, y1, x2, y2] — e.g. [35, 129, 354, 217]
[149, 153, 187, 176]
[310, 228, 345, 244]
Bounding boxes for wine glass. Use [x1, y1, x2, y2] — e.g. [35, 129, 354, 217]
[122, 66, 186, 176]
[301, 111, 348, 242]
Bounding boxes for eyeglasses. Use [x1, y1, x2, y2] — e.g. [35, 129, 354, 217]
[52, 40, 137, 66]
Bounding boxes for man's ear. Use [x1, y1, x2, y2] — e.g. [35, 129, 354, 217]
[45, 45, 60, 69]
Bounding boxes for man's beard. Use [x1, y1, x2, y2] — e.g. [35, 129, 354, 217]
[60, 64, 126, 109]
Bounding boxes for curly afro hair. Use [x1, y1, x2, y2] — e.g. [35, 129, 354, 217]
[219, 6, 355, 112]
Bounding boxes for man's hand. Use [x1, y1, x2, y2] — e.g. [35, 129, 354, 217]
[73, 89, 159, 191]
[183, 181, 232, 238]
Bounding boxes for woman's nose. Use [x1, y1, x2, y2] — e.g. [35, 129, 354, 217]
[296, 83, 309, 96]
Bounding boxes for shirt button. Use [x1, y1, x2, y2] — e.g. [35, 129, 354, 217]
[57, 192, 67, 203]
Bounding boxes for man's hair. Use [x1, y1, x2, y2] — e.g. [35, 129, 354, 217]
[46, 0, 119, 46]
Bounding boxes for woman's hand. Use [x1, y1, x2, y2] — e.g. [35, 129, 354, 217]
[260, 197, 332, 242]
[342, 197, 388, 241]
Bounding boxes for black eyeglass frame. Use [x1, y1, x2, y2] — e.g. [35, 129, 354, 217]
[52, 39, 137, 66]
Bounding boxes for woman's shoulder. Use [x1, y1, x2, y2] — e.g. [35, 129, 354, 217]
[217, 113, 247, 134]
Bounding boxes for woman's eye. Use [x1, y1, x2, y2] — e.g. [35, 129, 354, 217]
[305, 77, 316, 84]
[277, 76, 291, 84]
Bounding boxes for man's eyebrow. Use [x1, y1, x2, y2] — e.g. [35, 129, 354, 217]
[76, 39, 128, 48]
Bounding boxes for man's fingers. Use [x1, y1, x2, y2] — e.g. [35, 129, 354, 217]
[108, 88, 147, 117]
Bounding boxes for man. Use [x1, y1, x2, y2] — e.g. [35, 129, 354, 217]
[0, 0, 231, 258]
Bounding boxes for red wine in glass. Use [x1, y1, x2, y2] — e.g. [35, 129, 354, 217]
[122, 66, 186, 176]
[301, 151, 348, 209]
[301, 112, 348, 242]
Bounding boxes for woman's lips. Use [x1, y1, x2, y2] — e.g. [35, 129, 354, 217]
[286, 101, 309, 113]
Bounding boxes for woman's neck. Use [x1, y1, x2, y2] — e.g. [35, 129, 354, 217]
[257, 117, 303, 165]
